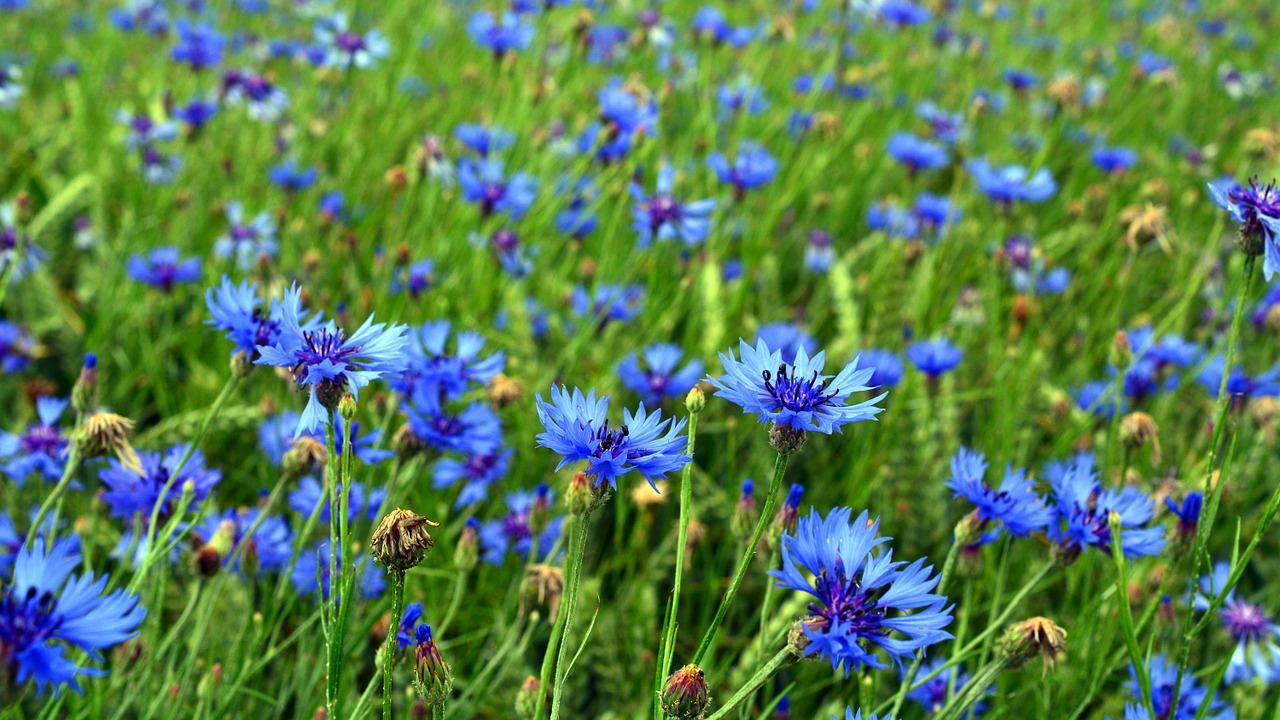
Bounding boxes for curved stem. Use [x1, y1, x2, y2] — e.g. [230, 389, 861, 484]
[438, 571, 468, 636]
[703, 648, 794, 720]
[25, 448, 82, 549]
[692, 451, 789, 666]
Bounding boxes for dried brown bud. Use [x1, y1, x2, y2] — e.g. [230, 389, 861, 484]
[371, 509, 440, 571]
[488, 374, 524, 409]
[1120, 412, 1161, 463]
[521, 563, 566, 624]
[998, 617, 1068, 674]
[76, 412, 141, 473]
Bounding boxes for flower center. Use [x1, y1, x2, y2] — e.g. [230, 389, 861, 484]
[813, 570, 887, 639]
[20, 425, 66, 457]
[1222, 600, 1272, 643]
[762, 363, 836, 412]
[0, 586, 61, 659]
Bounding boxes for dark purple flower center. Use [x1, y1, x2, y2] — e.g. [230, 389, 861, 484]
[230, 224, 255, 242]
[762, 363, 837, 412]
[131, 115, 154, 136]
[647, 194, 683, 231]
[1227, 178, 1280, 242]
[1, 228, 16, 251]
[480, 183, 506, 215]
[502, 510, 532, 542]
[1222, 600, 1272, 643]
[592, 419, 630, 458]
[491, 229, 519, 254]
[336, 32, 365, 54]
[646, 373, 671, 397]
[297, 328, 358, 369]
[464, 452, 498, 480]
[812, 570, 887, 639]
[20, 425, 66, 458]
[0, 586, 61, 660]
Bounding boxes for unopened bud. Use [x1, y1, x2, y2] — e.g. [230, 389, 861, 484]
[488, 374, 524, 409]
[230, 350, 254, 379]
[283, 436, 327, 478]
[71, 353, 99, 415]
[412, 625, 452, 708]
[685, 385, 705, 415]
[391, 424, 429, 460]
[767, 483, 804, 550]
[566, 471, 609, 515]
[1110, 331, 1132, 370]
[194, 519, 237, 578]
[732, 480, 756, 540]
[338, 392, 357, 420]
[953, 510, 988, 547]
[661, 664, 711, 720]
[997, 617, 1068, 673]
[455, 518, 480, 572]
[371, 509, 440, 572]
[514, 676, 540, 720]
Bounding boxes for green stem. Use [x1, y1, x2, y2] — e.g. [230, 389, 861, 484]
[1171, 253, 1256, 711]
[658, 411, 699, 685]
[703, 648, 794, 720]
[438, 571, 468, 636]
[383, 571, 406, 720]
[935, 661, 1007, 720]
[691, 451, 789, 666]
[888, 539, 964, 718]
[25, 448, 82, 549]
[1110, 516, 1155, 718]
[325, 411, 342, 718]
[550, 514, 591, 720]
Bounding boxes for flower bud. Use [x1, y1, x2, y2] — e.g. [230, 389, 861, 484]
[230, 350, 254, 379]
[75, 412, 142, 474]
[194, 519, 237, 578]
[412, 625, 452, 709]
[371, 509, 440, 572]
[514, 676, 540, 720]
[391, 424, 429, 460]
[787, 615, 827, 658]
[520, 563, 565, 624]
[566, 471, 610, 515]
[488, 374, 524, 409]
[953, 510, 988, 547]
[685, 385, 706, 415]
[454, 518, 480, 572]
[528, 483, 553, 537]
[731, 480, 756, 541]
[71, 353, 99, 415]
[338, 392, 358, 420]
[1110, 331, 1132, 371]
[767, 483, 804, 550]
[997, 617, 1068, 673]
[1119, 412, 1161, 463]
[768, 424, 807, 455]
[283, 436, 327, 479]
[661, 664, 711, 720]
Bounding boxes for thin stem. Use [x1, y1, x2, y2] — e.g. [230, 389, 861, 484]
[1110, 517, 1155, 718]
[25, 447, 82, 549]
[659, 411, 699, 684]
[437, 571, 468, 636]
[936, 661, 1007, 720]
[383, 571, 406, 720]
[703, 648, 794, 720]
[550, 513, 591, 720]
[888, 538, 964, 718]
[692, 451, 789, 666]
[325, 411, 341, 718]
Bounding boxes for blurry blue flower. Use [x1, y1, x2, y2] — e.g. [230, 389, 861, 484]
[457, 157, 537, 219]
[907, 339, 963, 378]
[434, 445, 512, 508]
[756, 323, 815, 365]
[126, 247, 201, 292]
[253, 285, 408, 435]
[947, 447, 1052, 537]
[479, 486, 564, 563]
[805, 229, 835, 273]
[1137, 51, 1173, 76]
[108, 0, 168, 34]
[1195, 562, 1280, 686]
[0, 320, 33, 372]
[0, 397, 70, 485]
[455, 123, 514, 157]
[395, 320, 505, 401]
[578, 83, 658, 162]
[618, 343, 704, 406]
[571, 284, 645, 330]
[1003, 68, 1038, 91]
[396, 602, 423, 648]
[906, 656, 987, 717]
[99, 445, 221, 522]
[313, 13, 389, 69]
[586, 24, 630, 65]
[192, 507, 292, 575]
[1124, 653, 1231, 720]
[717, 78, 769, 115]
[215, 202, 277, 268]
[0, 202, 44, 284]
[1208, 178, 1280, 280]
[0, 65, 22, 110]
[535, 385, 690, 490]
[854, 349, 905, 388]
[692, 6, 754, 46]
[709, 338, 886, 433]
[1074, 380, 1125, 418]
[221, 69, 288, 122]
[877, 0, 931, 25]
[631, 165, 716, 247]
[1195, 356, 1280, 402]
[139, 147, 183, 185]
[709, 142, 779, 200]
[1092, 145, 1137, 173]
[916, 100, 966, 144]
[913, 194, 961, 236]
[170, 19, 224, 70]
[116, 110, 177, 150]
[967, 159, 1057, 205]
[1165, 492, 1202, 540]
[205, 275, 322, 359]
[771, 508, 953, 674]
[1045, 453, 1165, 560]
[319, 191, 346, 221]
[556, 177, 598, 238]
[290, 541, 384, 601]
[260, 411, 392, 466]
[887, 132, 949, 173]
[467, 11, 533, 57]
[174, 96, 217, 132]
[403, 389, 503, 455]
[868, 201, 921, 240]
[287, 477, 385, 524]
[0, 537, 145, 695]
[268, 159, 318, 193]
[390, 259, 436, 298]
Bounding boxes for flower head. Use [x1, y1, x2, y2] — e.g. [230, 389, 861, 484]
[98, 445, 221, 522]
[467, 11, 534, 57]
[479, 487, 564, 564]
[887, 132, 949, 173]
[214, 203, 277, 268]
[709, 339, 886, 434]
[0, 397, 71, 485]
[1044, 454, 1165, 561]
[313, 13, 389, 69]
[535, 386, 690, 490]
[191, 507, 292, 576]
[967, 159, 1057, 205]
[618, 344, 704, 407]
[1209, 177, 1280, 277]
[907, 339, 964, 378]
[631, 165, 716, 247]
[947, 448, 1053, 538]
[1195, 562, 1280, 685]
[126, 247, 201, 292]
[457, 157, 537, 219]
[1125, 653, 1232, 720]
[709, 142, 779, 200]
[771, 508, 953, 675]
[206, 276, 322, 360]
[0, 537, 145, 695]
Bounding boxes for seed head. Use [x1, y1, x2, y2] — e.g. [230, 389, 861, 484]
[371, 509, 440, 571]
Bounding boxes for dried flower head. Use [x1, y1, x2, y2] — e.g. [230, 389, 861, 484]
[998, 617, 1068, 674]
[371, 509, 440, 571]
[520, 563, 566, 623]
[75, 412, 142, 474]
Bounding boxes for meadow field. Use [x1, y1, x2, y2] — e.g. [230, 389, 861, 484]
[2, 1, 1279, 718]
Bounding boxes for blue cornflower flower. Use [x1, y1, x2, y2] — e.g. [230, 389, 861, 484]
[535, 385, 690, 490]
[916, 100, 966, 144]
[1002, 68, 1038, 91]
[946, 447, 1052, 537]
[804, 229, 835, 273]
[205, 275, 322, 359]
[259, 411, 392, 466]
[692, 7, 753, 47]
[617, 343, 704, 406]
[1124, 653, 1232, 720]
[967, 159, 1057, 206]
[906, 656, 987, 717]
[268, 159, 318, 192]
[192, 508, 292, 575]
[170, 19, 224, 70]
[868, 201, 922, 240]
[0, 65, 20, 110]
[0, 510, 78, 575]
[1137, 51, 1174, 76]
[1196, 356, 1280, 403]
[855, 350, 905, 388]
[455, 123, 514, 157]
[1092, 145, 1137, 173]
[876, 0, 931, 25]
[578, 83, 659, 162]
[1, 201, 46, 284]
[709, 338, 886, 434]
[116, 110, 177, 149]
[395, 320, 505, 401]
[390, 259, 436, 298]
[402, 388, 503, 455]
[717, 78, 769, 115]
[708, 142, 779, 201]
[1165, 492, 1202, 540]
[887, 132, 949, 174]
[1074, 380, 1126, 418]
[631, 165, 716, 247]
[434, 445, 512, 508]
[253, 287, 408, 435]
[0, 320, 32, 372]
[174, 96, 217, 133]
[907, 339, 963, 378]
[571, 284, 645, 330]
[1195, 562, 1280, 686]
[0, 537, 145, 695]
[319, 191, 346, 221]
[771, 508, 953, 675]
[109, 0, 168, 34]
[290, 541, 384, 601]
[396, 602, 423, 648]
[288, 477, 385, 524]
[1208, 178, 1280, 279]
[1045, 454, 1165, 561]
[836, 710, 888, 720]
[98, 445, 221, 522]
[126, 247, 200, 292]
[139, 147, 183, 185]
[214, 202, 278, 268]
[479, 487, 564, 564]
[313, 13, 389, 69]
[457, 157, 537, 219]
[467, 11, 534, 57]
[556, 177, 599, 238]
[0, 397, 70, 484]
[756, 323, 816, 366]
[222, 69, 288, 122]
[913, 194, 961, 236]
